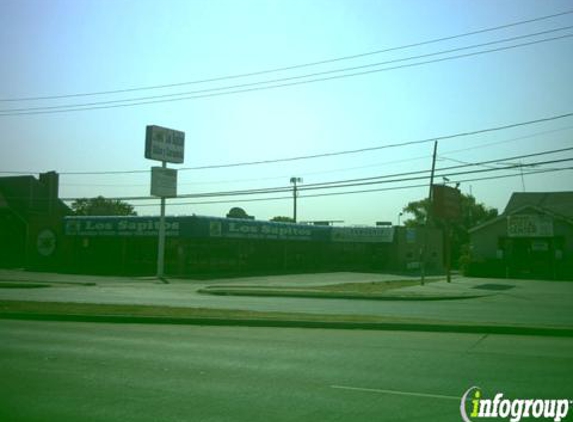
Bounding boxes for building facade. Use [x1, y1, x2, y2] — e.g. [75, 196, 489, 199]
[61, 215, 443, 276]
[0, 172, 70, 270]
[0, 173, 444, 277]
[468, 192, 573, 279]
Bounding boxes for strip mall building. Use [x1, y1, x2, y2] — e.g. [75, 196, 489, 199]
[0, 172, 444, 276]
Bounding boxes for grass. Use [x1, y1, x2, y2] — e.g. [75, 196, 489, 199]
[0, 282, 51, 289]
[2, 300, 570, 338]
[0, 299, 420, 324]
[291, 279, 441, 293]
[198, 278, 447, 300]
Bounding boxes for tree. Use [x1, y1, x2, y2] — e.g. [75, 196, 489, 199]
[270, 216, 295, 223]
[226, 207, 253, 219]
[401, 193, 498, 269]
[71, 196, 137, 216]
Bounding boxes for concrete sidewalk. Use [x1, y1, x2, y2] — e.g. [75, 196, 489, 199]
[1, 269, 572, 335]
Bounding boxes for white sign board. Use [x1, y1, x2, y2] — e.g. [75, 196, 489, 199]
[145, 125, 185, 164]
[331, 227, 395, 243]
[507, 215, 553, 238]
[151, 167, 177, 198]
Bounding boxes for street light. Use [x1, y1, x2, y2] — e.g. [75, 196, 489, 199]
[290, 177, 303, 222]
[398, 212, 403, 226]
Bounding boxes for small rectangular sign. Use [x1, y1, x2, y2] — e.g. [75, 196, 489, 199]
[331, 227, 394, 243]
[145, 125, 185, 164]
[507, 215, 553, 238]
[151, 167, 177, 198]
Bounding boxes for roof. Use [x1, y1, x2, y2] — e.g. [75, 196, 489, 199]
[0, 174, 71, 218]
[469, 191, 573, 233]
[504, 192, 573, 218]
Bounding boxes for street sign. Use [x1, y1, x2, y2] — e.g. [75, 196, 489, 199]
[432, 185, 462, 221]
[150, 167, 177, 198]
[145, 125, 185, 164]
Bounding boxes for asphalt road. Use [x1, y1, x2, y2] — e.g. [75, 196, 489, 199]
[1, 320, 572, 422]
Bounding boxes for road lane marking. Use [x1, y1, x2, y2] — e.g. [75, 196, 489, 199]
[331, 385, 460, 401]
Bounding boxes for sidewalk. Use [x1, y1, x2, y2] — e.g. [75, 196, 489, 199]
[1, 269, 572, 336]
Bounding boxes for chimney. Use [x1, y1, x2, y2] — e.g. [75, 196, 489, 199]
[39, 171, 59, 215]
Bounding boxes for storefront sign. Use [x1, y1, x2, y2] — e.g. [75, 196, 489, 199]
[331, 227, 394, 243]
[224, 220, 317, 241]
[64, 216, 400, 244]
[151, 167, 177, 198]
[65, 217, 181, 237]
[432, 185, 462, 221]
[507, 215, 553, 238]
[145, 125, 185, 163]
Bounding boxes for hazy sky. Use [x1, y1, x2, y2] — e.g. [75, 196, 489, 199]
[1, 0, 572, 225]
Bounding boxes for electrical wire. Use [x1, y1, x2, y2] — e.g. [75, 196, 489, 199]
[3, 9, 571, 103]
[59, 153, 573, 202]
[57, 124, 573, 188]
[3, 25, 572, 114]
[2, 32, 572, 116]
[2, 111, 571, 176]
[130, 166, 573, 207]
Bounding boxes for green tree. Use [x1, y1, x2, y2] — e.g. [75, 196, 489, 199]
[401, 193, 498, 270]
[71, 196, 137, 216]
[270, 216, 295, 223]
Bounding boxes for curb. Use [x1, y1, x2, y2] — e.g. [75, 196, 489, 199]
[1, 312, 572, 337]
[197, 288, 488, 302]
[0, 279, 96, 287]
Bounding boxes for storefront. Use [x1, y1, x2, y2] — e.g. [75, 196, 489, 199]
[61, 215, 403, 276]
[469, 193, 573, 280]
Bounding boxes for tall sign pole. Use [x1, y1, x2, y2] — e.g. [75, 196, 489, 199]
[432, 183, 462, 283]
[157, 161, 167, 279]
[145, 125, 185, 282]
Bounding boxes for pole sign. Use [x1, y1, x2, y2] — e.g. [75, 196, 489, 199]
[151, 167, 177, 198]
[145, 125, 185, 164]
[432, 185, 462, 221]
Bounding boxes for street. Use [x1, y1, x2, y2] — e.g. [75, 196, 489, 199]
[1, 320, 572, 422]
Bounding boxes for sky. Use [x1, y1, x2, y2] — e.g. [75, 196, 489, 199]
[1, 0, 572, 225]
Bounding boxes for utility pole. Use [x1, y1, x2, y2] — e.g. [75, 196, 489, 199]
[421, 141, 438, 286]
[290, 177, 302, 222]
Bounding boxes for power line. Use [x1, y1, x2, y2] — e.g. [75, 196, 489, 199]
[3, 112, 573, 177]
[296, 157, 573, 193]
[440, 125, 573, 156]
[2, 32, 572, 116]
[131, 166, 573, 207]
[59, 153, 573, 202]
[58, 124, 573, 188]
[298, 146, 573, 188]
[13, 157, 572, 205]
[4, 25, 572, 114]
[3, 9, 572, 103]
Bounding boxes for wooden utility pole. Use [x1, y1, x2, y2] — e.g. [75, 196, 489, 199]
[421, 141, 438, 286]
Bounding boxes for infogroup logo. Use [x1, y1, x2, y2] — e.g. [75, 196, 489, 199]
[460, 387, 571, 422]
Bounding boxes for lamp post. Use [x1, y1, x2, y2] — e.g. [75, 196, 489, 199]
[290, 177, 302, 223]
[398, 212, 403, 226]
